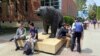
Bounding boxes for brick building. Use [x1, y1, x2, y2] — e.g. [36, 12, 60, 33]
[41, 0, 77, 17]
[62, 0, 77, 17]
[0, 0, 77, 21]
[0, 0, 77, 27]
[0, 0, 40, 21]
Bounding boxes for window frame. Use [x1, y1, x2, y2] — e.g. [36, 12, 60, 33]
[41, 0, 60, 9]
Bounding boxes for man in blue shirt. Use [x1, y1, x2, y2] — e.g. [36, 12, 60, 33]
[71, 19, 84, 53]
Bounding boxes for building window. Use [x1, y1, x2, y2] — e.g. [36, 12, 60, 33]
[53, 2, 59, 5]
[14, 0, 17, 16]
[0, 0, 2, 16]
[15, 1, 17, 13]
[54, 5, 59, 9]
[24, 0, 28, 12]
[41, 0, 45, 6]
[41, 0, 59, 9]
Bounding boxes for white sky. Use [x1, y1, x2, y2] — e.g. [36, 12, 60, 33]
[86, 0, 100, 6]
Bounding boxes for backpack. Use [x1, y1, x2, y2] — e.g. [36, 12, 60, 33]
[74, 22, 83, 32]
[23, 41, 33, 55]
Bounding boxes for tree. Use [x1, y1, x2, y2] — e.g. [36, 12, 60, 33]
[96, 6, 100, 20]
[75, 0, 87, 10]
[89, 10, 96, 20]
[88, 4, 97, 20]
[93, 4, 97, 12]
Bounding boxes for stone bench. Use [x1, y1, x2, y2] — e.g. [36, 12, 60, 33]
[17, 32, 65, 54]
[34, 32, 65, 54]
[35, 38, 65, 54]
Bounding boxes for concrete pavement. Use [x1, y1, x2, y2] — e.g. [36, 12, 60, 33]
[0, 24, 100, 56]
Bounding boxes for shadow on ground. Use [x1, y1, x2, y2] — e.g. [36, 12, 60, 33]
[56, 46, 94, 56]
[82, 48, 93, 53]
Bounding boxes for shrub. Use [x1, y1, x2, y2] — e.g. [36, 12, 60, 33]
[64, 16, 74, 25]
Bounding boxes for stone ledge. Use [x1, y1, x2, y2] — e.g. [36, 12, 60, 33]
[17, 33, 65, 54]
[35, 38, 65, 54]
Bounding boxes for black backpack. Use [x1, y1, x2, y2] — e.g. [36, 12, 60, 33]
[23, 41, 33, 55]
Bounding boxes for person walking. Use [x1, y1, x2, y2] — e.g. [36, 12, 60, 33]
[92, 19, 97, 29]
[71, 19, 84, 53]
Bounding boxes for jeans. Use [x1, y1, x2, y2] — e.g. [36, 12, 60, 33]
[14, 36, 26, 48]
[25, 38, 37, 53]
[15, 39, 19, 48]
[71, 32, 82, 52]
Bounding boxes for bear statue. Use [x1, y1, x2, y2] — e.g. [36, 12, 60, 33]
[35, 6, 64, 38]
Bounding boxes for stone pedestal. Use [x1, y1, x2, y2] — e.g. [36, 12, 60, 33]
[17, 32, 65, 54]
[35, 32, 65, 54]
[35, 38, 65, 54]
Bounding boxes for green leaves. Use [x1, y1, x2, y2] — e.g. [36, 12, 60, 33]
[96, 6, 100, 20]
[75, 0, 87, 10]
[63, 16, 74, 25]
[89, 10, 96, 20]
[88, 4, 97, 20]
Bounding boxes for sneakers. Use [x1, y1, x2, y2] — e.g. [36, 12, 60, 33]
[15, 47, 20, 51]
[9, 38, 14, 41]
[77, 50, 81, 53]
[70, 49, 73, 52]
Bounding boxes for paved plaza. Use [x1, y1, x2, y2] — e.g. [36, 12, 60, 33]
[0, 25, 100, 56]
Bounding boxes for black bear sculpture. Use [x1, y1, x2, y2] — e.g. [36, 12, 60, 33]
[35, 6, 64, 38]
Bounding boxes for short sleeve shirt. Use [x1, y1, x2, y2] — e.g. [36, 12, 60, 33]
[29, 27, 37, 37]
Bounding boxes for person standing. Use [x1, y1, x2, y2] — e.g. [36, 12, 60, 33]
[84, 20, 89, 29]
[71, 19, 84, 53]
[97, 20, 100, 28]
[93, 19, 97, 29]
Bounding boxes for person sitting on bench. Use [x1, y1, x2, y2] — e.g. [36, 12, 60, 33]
[10, 22, 26, 51]
[57, 23, 71, 48]
[23, 22, 38, 54]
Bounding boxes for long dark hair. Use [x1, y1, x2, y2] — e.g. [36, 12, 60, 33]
[29, 22, 34, 27]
